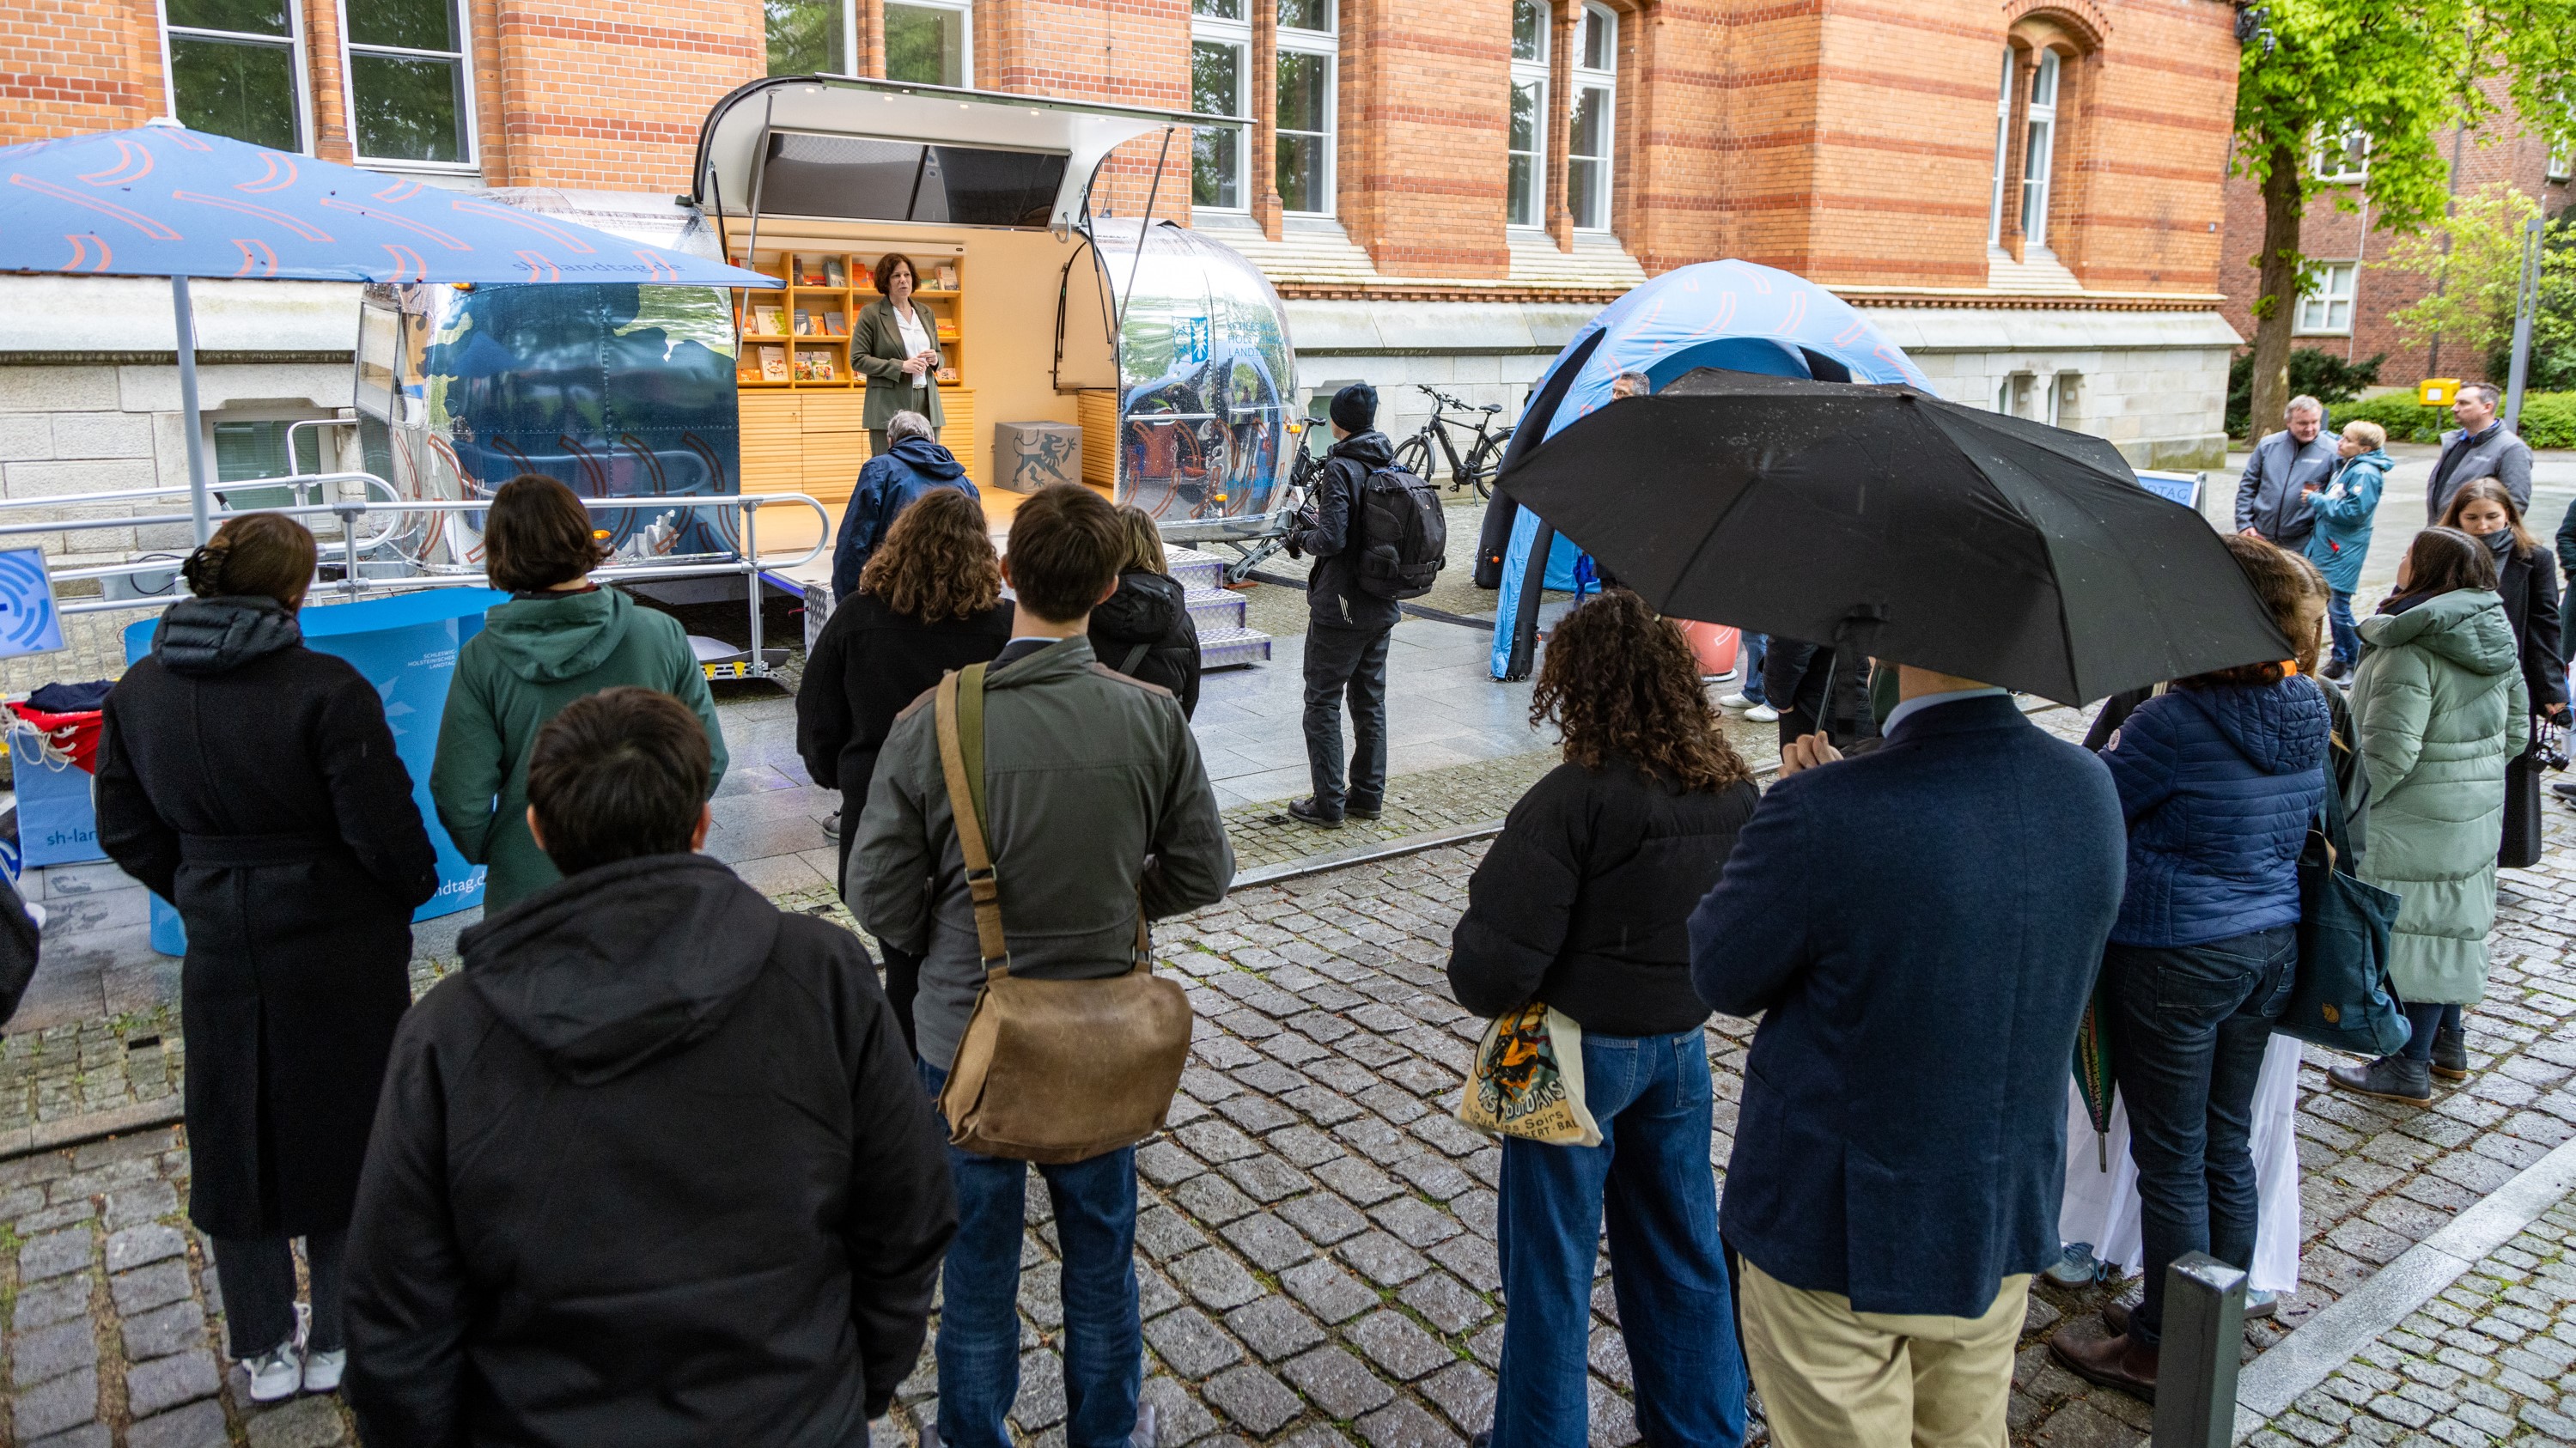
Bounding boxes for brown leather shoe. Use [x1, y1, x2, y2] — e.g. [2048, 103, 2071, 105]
[2049, 1324, 2159, 1402]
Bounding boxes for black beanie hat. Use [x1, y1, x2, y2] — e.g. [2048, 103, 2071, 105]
[1330, 382, 1377, 434]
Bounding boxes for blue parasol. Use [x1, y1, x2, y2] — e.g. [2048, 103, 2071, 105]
[0, 121, 781, 541]
[1483, 259, 1924, 679]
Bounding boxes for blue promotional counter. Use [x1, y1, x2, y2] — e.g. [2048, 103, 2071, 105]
[125, 588, 509, 957]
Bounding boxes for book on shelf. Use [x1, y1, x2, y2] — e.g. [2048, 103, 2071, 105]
[752, 306, 784, 336]
[794, 350, 836, 381]
[935, 365, 960, 385]
[935, 264, 958, 289]
[759, 345, 788, 381]
[935, 324, 960, 343]
[796, 254, 828, 286]
[825, 258, 847, 287]
[825, 310, 847, 335]
[793, 308, 813, 335]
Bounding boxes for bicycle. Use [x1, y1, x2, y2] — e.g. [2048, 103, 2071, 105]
[1392, 384, 1513, 500]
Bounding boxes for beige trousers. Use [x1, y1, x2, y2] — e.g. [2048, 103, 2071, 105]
[1737, 1258, 2028, 1448]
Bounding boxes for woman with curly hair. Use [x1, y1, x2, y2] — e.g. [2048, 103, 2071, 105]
[796, 484, 1010, 1052]
[1446, 588, 1755, 1448]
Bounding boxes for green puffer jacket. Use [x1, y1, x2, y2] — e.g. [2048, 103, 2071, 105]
[2350, 589, 2529, 1006]
[430, 587, 728, 911]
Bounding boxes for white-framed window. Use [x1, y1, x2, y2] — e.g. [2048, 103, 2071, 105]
[1506, 0, 1547, 228]
[2549, 137, 2571, 183]
[1567, 3, 1613, 230]
[885, 0, 971, 87]
[764, 0, 848, 75]
[162, 0, 310, 153]
[1988, 46, 2013, 246]
[339, 0, 472, 167]
[1276, 0, 1337, 216]
[1191, 0, 1249, 210]
[2019, 48, 2060, 246]
[2313, 127, 2369, 183]
[2296, 261, 2360, 335]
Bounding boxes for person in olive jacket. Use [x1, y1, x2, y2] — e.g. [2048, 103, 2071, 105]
[431, 474, 728, 911]
[1447, 590, 1757, 1448]
[851, 251, 947, 458]
[95, 514, 440, 1403]
[349, 689, 953, 1446]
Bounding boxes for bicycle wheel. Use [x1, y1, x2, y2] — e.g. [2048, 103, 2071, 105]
[1392, 434, 1433, 483]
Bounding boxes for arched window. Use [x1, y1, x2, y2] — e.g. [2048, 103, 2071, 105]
[1507, 0, 1549, 228]
[1567, 4, 1615, 230]
[2020, 49, 2061, 246]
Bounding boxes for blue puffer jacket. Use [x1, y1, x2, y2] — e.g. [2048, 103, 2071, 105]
[2098, 678, 2329, 946]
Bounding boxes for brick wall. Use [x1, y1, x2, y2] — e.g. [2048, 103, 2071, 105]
[3, 0, 2240, 292]
[0, 0, 164, 146]
[2218, 78, 2575, 389]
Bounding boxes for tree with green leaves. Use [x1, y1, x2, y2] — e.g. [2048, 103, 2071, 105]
[2233, 0, 2575, 444]
[2386, 185, 2576, 380]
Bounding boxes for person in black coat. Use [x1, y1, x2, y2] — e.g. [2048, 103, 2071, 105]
[1761, 636, 1877, 751]
[795, 486, 1011, 1051]
[1089, 505, 1203, 716]
[346, 688, 954, 1447]
[2441, 479, 2567, 717]
[1687, 666, 2125, 1446]
[1449, 591, 1757, 1448]
[94, 514, 440, 1402]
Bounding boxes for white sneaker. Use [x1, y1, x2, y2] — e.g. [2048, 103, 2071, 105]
[243, 1340, 302, 1402]
[1745, 704, 1780, 723]
[302, 1348, 346, 1394]
[1717, 692, 1756, 710]
[1131, 1402, 1158, 1448]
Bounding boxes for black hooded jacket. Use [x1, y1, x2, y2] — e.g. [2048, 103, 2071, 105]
[344, 855, 954, 1447]
[1290, 430, 1404, 631]
[1089, 569, 1203, 716]
[95, 595, 438, 1238]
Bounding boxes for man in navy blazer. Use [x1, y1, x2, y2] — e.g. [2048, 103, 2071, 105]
[1689, 668, 2124, 1448]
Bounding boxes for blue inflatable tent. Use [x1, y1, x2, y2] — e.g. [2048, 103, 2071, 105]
[1482, 260, 1927, 679]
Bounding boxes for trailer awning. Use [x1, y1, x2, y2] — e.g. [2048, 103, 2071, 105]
[692, 76, 1240, 235]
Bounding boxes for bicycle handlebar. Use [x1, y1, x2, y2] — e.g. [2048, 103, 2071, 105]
[1415, 383, 1504, 415]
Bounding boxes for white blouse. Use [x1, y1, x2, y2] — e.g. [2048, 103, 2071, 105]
[893, 304, 932, 389]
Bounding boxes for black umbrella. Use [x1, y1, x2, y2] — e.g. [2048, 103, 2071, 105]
[1497, 368, 2294, 704]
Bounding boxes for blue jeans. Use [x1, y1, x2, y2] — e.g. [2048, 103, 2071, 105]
[1738, 632, 1768, 703]
[2327, 591, 2359, 672]
[1495, 1030, 1748, 1448]
[2103, 925, 2296, 1347]
[919, 1060, 1142, 1447]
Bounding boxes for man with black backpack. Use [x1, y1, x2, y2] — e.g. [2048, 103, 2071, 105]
[1286, 382, 1446, 828]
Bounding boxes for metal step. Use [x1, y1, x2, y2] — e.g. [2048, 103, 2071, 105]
[1200, 625, 1272, 670]
[1167, 547, 1229, 593]
[1185, 587, 1247, 635]
[1170, 546, 1268, 669]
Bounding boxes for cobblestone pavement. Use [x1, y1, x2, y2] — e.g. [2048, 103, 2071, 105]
[12, 704, 2576, 1445]
[2244, 1194, 2576, 1448]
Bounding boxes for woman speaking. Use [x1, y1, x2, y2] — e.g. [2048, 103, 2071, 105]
[853, 251, 946, 459]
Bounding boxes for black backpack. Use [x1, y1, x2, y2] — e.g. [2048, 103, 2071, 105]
[1352, 463, 1446, 600]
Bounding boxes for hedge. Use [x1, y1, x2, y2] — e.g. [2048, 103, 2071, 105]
[2332, 391, 2576, 448]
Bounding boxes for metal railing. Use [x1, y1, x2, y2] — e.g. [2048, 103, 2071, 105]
[0, 477, 832, 678]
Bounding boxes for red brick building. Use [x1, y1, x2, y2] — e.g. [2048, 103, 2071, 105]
[2, 0, 2254, 498]
[2216, 97, 2573, 392]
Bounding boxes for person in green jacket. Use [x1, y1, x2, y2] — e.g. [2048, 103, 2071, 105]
[2302, 419, 2390, 682]
[431, 476, 728, 912]
[2331, 526, 2527, 1105]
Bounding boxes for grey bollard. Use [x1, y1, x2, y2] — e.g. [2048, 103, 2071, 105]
[2153, 1251, 2247, 1448]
